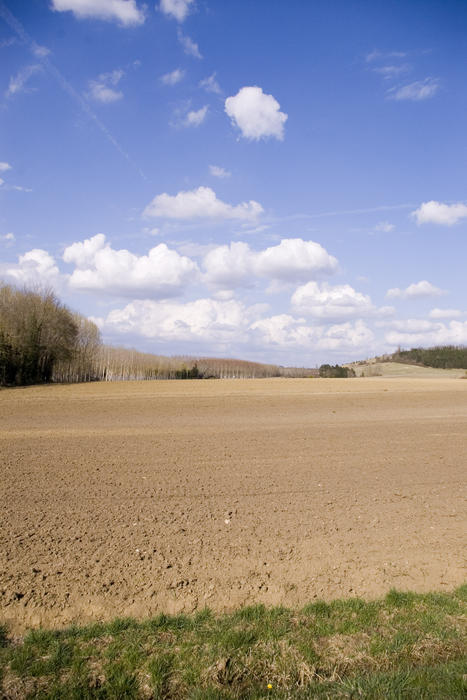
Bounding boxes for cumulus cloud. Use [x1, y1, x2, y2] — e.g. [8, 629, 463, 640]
[202, 242, 254, 288]
[51, 0, 145, 25]
[199, 73, 221, 94]
[99, 297, 256, 344]
[0, 162, 12, 172]
[178, 30, 202, 58]
[429, 308, 463, 319]
[386, 280, 446, 299]
[183, 105, 208, 127]
[411, 200, 467, 226]
[159, 0, 193, 22]
[63, 234, 198, 298]
[209, 165, 230, 178]
[96, 296, 374, 354]
[3, 249, 61, 285]
[143, 186, 263, 220]
[88, 69, 124, 103]
[387, 78, 439, 101]
[160, 68, 185, 85]
[251, 316, 374, 351]
[291, 282, 374, 320]
[203, 239, 338, 288]
[256, 238, 337, 282]
[225, 86, 288, 141]
[385, 320, 467, 348]
[6, 64, 42, 97]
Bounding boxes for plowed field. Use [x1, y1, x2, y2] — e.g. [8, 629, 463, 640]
[1, 378, 466, 632]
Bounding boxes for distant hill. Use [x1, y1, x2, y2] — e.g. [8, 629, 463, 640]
[347, 345, 467, 378]
[345, 361, 466, 378]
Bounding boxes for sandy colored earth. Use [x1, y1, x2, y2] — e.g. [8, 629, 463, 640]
[1, 377, 466, 633]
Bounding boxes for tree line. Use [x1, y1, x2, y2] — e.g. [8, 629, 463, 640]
[384, 346, 467, 370]
[0, 284, 318, 386]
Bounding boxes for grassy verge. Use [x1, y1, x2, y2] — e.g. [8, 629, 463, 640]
[1, 586, 466, 698]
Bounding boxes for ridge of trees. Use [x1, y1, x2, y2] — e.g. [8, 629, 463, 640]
[374, 346, 467, 370]
[0, 284, 318, 386]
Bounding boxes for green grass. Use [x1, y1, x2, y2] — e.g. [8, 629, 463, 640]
[1, 586, 466, 698]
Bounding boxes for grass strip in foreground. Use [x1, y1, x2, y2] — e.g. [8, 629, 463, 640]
[0, 586, 466, 698]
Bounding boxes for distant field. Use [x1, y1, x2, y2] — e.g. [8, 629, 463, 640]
[348, 361, 467, 378]
[1, 377, 466, 634]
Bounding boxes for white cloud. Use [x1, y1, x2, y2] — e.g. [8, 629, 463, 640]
[63, 234, 198, 298]
[63, 233, 107, 268]
[0, 232, 15, 245]
[6, 64, 42, 97]
[374, 220, 394, 233]
[96, 295, 374, 355]
[32, 44, 51, 58]
[202, 242, 254, 288]
[386, 280, 446, 299]
[199, 73, 221, 94]
[203, 239, 338, 288]
[100, 297, 256, 343]
[88, 69, 124, 103]
[0, 179, 3, 187]
[209, 165, 230, 179]
[225, 86, 288, 141]
[0, 162, 12, 172]
[291, 282, 374, 320]
[388, 78, 439, 101]
[411, 200, 467, 226]
[159, 0, 194, 22]
[178, 30, 202, 58]
[3, 249, 61, 285]
[373, 64, 410, 79]
[256, 238, 337, 282]
[429, 308, 463, 319]
[251, 315, 374, 351]
[143, 186, 263, 220]
[184, 105, 208, 127]
[51, 0, 145, 26]
[160, 68, 185, 85]
[385, 320, 467, 348]
[10, 185, 33, 193]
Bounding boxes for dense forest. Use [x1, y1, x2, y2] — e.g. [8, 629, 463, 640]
[0, 284, 317, 386]
[384, 346, 467, 370]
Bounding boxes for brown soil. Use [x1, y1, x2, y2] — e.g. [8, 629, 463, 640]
[1, 378, 466, 633]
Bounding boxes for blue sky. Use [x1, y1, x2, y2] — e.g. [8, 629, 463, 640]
[1, 0, 466, 365]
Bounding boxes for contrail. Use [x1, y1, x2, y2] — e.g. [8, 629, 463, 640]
[305, 202, 416, 218]
[0, 2, 148, 182]
[271, 202, 416, 224]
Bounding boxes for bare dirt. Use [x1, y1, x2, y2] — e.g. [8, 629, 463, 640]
[1, 377, 466, 633]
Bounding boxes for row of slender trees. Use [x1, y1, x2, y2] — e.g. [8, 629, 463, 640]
[0, 284, 317, 386]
